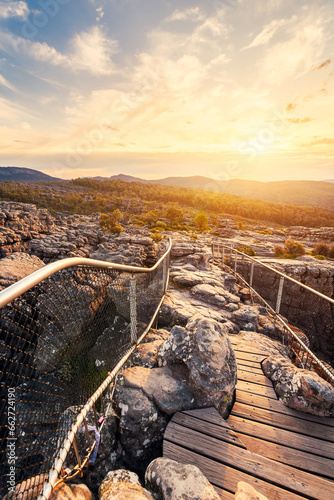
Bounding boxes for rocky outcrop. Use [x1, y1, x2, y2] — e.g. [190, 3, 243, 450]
[0, 202, 54, 257]
[158, 316, 237, 417]
[145, 458, 220, 500]
[234, 481, 269, 500]
[287, 226, 334, 243]
[113, 364, 195, 471]
[262, 355, 334, 416]
[50, 483, 93, 500]
[0, 252, 44, 290]
[99, 470, 153, 500]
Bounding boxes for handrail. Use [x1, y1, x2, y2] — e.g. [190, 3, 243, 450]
[213, 243, 334, 305]
[0, 238, 172, 308]
[212, 242, 334, 386]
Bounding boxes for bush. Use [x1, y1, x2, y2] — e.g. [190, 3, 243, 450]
[274, 245, 284, 256]
[156, 221, 167, 230]
[150, 232, 163, 243]
[255, 229, 273, 235]
[283, 239, 305, 257]
[310, 243, 331, 257]
[109, 224, 123, 235]
[237, 245, 256, 256]
[314, 255, 326, 260]
[194, 213, 209, 232]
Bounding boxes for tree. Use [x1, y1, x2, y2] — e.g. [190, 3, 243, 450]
[194, 213, 209, 232]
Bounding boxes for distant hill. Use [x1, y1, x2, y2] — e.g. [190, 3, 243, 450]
[0, 167, 63, 182]
[107, 174, 334, 212]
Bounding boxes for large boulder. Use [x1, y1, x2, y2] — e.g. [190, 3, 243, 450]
[99, 470, 153, 500]
[262, 355, 334, 416]
[112, 364, 195, 471]
[145, 458, 220, 500]
[158, 315, 237, 417]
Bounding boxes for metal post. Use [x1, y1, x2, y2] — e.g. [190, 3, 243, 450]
[234, 252, 237, 275]
[163, 257, 167, 293]
[250, 262, 254, 288]
[222, 247, 225, 266]
[276, 276, 284, 314]
[130, 276, 137, 343]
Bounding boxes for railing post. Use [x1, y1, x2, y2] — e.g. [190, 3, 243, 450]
[250, 261, 254, 288]
[234, 252, 237, 275]
[222, 247, 225, 266]
[129, 276, 137, 343]
[163, 257, 168, 293]
[276, 276, 284, 314]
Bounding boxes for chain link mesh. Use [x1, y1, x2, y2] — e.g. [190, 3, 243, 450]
[0, 244, 170, 500]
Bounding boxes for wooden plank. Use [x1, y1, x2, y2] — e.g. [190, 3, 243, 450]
[234, 358, 264, 371]
[229, 341, 268, 356]
[164, 422, 334, 499]
[172, 412, 246, 449]
[227, 415, 334, 459]
[237, 369, 273, 387]
[163, 441, 307, 500]
[236, 389, 334, 427]
[233, 351, 268, 363]
[236, 380, 278, 400]
[231, 401, 334, 442]
[238, 433, 334, 479]
[213, 485, 234, 499]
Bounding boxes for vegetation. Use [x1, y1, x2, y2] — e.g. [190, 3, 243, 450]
[99, 210, 124, 234]
[274, 239, 306, 258]
[310, 243, 334, 259]
[237, 246, 257, 256]
[1, 178, 334, 229]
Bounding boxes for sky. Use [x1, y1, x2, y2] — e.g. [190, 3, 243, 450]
[0, 0, 333, 182]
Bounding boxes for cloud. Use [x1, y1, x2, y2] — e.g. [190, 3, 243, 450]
[286, 103, 296, 111]
[287, 117, 312, 124]
[314, 58, 331, 70]
[0, 1, 29, 20]
[0, 74, 16, 91]
[166, 8, 203, 22]
[302, 137, 334, 146]
[242, 19, 287, 49]
[0, 27, 118, 76]
[96, 6, 104, 22]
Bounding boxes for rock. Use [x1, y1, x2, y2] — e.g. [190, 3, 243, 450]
[113, 383, 169, 472]
[191, 283, 240, 307]
[145, 458, 220, 500]
[0, 252, 45, 290]
[113, 364, 195, 471]
[132, 340, 165, 368]
[99, 470, 154, 500]
[262, 355, 334, 416]
[232, 305, 259, 331]
[50, 483, 93, 500]
[158, 315, 237, 417]
[117, 365, 195, 415]
[234, 481, 269, 500]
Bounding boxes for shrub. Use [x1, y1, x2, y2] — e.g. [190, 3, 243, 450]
[310, 243, 331, 257]
[314, 255, 326, 260]
[255, 229, 273, 235]
[150, 232, 163, 243]
[283, 239, 305, 257]
[274, 245, 284, 256]
[109, 224, 123, 235]
[194, 213, 209, 232]
[156, 221, 167, 230]
[237, 245, 256, 256]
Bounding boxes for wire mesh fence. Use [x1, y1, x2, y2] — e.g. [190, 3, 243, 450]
[212, 243, 334, 384]
[0, 239, 171, 500]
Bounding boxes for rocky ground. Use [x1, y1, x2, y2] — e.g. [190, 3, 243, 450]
[1, 201, 334, 500]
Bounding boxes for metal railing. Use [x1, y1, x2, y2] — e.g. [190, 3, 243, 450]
[0, 238, 171, 500]
[212, 243, 334, 386]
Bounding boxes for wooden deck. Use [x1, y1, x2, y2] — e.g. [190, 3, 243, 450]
[163, 337, 334, 499]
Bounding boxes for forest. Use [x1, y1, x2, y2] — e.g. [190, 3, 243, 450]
[0, 178, 333, 228]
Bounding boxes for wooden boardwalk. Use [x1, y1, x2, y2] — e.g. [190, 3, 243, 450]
[163, 338, 334, 499]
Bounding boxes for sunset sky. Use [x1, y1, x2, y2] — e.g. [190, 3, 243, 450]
[0, 0, 333, 181]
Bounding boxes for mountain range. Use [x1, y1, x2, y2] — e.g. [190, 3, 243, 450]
[1, 167, 334, 212]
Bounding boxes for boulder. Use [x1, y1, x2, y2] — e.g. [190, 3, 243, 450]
[234, 481, 268, 500]
[0, 252, 45, 291]
[262, 355, 334, 416]
[232, 305, 259, 331]
[145, 458, 220, 500]
[112, 364, 195, 471]
[50, 483, 93, 500]
[99, 470, 153, 500]
[191, 283, 240, 307]
[158, 315, 237, 417]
